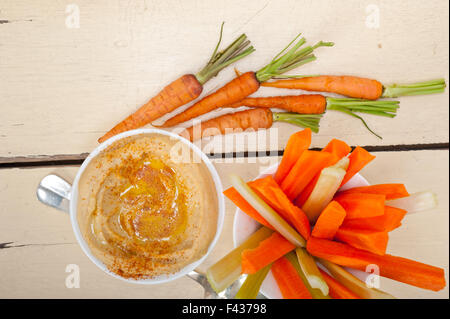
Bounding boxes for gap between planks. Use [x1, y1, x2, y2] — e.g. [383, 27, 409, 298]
[0, 143, 448, 169]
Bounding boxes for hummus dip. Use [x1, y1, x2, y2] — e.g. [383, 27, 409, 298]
[77, 133, 218, 279]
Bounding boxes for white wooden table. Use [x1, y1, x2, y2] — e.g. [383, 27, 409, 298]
[0, 0, 448, 299]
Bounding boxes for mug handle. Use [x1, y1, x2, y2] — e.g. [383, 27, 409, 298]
[36, 174, 72, 213]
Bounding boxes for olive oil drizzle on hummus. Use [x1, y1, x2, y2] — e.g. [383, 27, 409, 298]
[87, 155, 189, 260]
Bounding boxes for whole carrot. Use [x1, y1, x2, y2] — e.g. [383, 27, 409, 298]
[181, 108, 322, 141]
[98, 24, 255, 143]
[274, 128, 311, 184]
[160, 35, 333, 127]
[227, 94, 400, 138]
[262, 75, 446, 100]
[226, 94, 327, 114]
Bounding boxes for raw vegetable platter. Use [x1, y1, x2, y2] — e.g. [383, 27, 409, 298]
[233, 165, 371, 299]
[207, 130, 444, 299]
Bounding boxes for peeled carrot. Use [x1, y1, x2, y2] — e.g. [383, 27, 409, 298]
[281, 150, 334, 200]
[341, 206, 407, 232]
[182, 108, 322, 141]
[318, 269, 361, 299]
[334, 193, 386, 219]
[249, 176, 311, 240]
[338, 184, 409, 200]
[272, 257, 313, 299]
[262, 76, 446, 99]
[311, 201, 346, 239]
[295, 139, 350, 207]
[307, 237, 446, 291]
[223, 187, 272, 229]
[274, 128, 311, 184]
[226, 94, 327, 114]
[98, 28, 255, 142]
[160, 35, 333, 127]
[241, 232, 295, 274]
[335, 227, 389, 255]
[340, 147, 376, 187]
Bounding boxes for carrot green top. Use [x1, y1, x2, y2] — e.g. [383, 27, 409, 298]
[195, 23, 255, 85]
[382, 78, 446, 98]
[255, 34, 334, 83]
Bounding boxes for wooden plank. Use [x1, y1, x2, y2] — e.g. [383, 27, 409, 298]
[0, 0, 448, 158]
[0, 150, 448, 298]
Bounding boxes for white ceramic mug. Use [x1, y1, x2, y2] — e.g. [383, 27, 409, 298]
[37, 128, 225, 285]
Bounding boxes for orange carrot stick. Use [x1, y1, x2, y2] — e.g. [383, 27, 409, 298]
[226, 94, 327, 114]
[281, 150, 334, 200]
[322, 139, 352, 158]
[340, 147, 376, 187]
[241, 232, 295, 274]
[182, 108, 322, 141]
[294, 179, 317, 208]
[262, 75, 384, 100]
[223, 187, 272, 229]
[341, 206, 407, 232]
[272, 257, 313, 299]
[98, 28, 255, 142]
[334, 228, 389, 255]
[307, 237, 446, 291]
[311, 201, 346, 240]
[249, 176, 311, 240]
[338, 184, 410, 200]
[274, 128, 312, 184]
[318, 269, 361, 299]
[295, 139, 351, 207]
[334, 193, 386, 219]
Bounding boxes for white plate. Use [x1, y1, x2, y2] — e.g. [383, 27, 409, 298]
[232, 162, 370, 299]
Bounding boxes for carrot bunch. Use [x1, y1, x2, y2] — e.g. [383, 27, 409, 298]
[96, 23, 446, 142]
[176, 74, 445, 140]
[168, 64, 445, 141]
[171, 75, 446, 140]
[211, 128, 446, 299]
